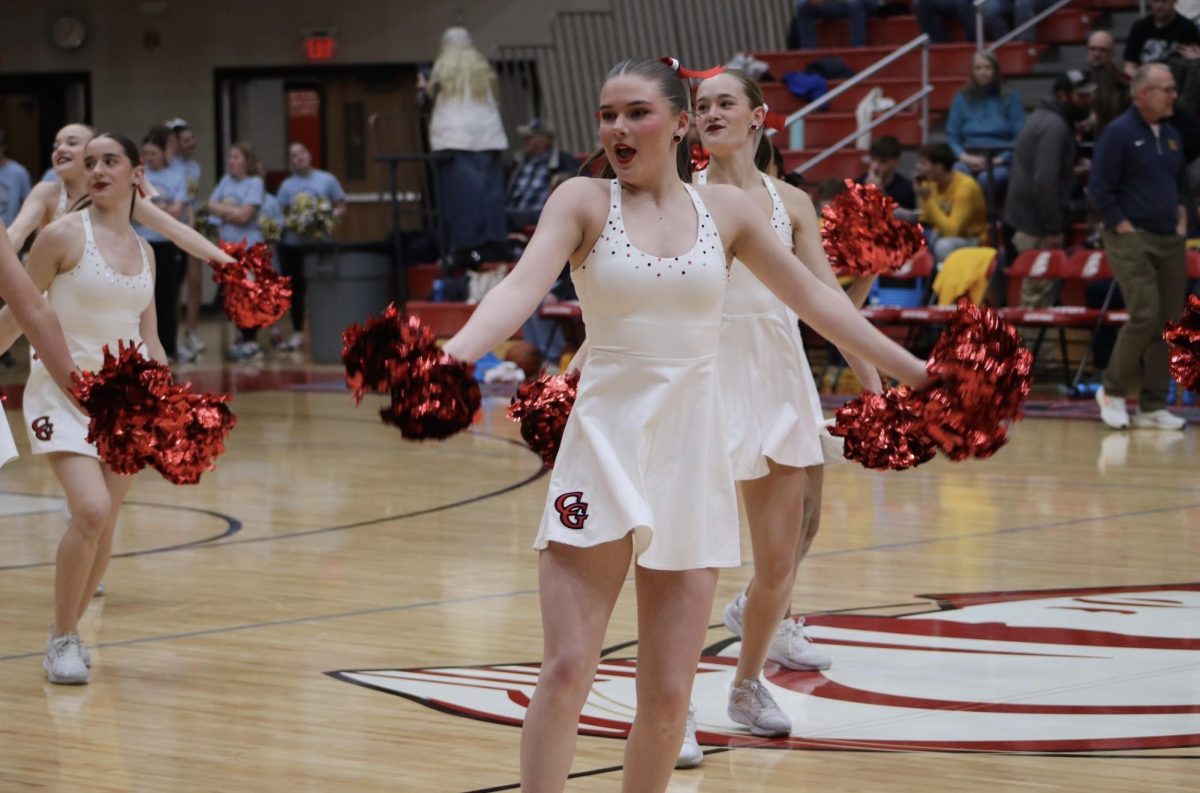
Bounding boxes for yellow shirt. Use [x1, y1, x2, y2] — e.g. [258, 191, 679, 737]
[919, 171, 987, 243]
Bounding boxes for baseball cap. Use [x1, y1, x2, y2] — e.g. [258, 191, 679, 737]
[163, 117, 189, 130]
[517, 118, 555, 137]
[1054, 70, 1096, 94]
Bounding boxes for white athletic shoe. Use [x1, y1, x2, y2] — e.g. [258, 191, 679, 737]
[44, 633, 90, 684]
[1096, 386, 1130, 429]
[676, 703, 704, 769]
[727, 679, 792, 737]
[725, 592, 833, 670]
[48, 625, 91, 668]
[768, 618, 833, 671]
[276, 332, 303, 352]
[1131, 409, 1186, 430]
[185, 329, 207, 352]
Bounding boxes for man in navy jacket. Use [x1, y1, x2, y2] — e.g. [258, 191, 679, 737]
[1088, 63, 1191, 430]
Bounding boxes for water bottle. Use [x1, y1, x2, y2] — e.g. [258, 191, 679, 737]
[430, 278, 444, 302]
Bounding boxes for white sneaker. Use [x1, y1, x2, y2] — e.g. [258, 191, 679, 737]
[44, 633, 90, 684]
[48, 625, 91, 668]
[727, 678, 791, 737]
[277, 333, 303, 352]
[1131, 409, 1186, 430]
[768, 617, 833, 671]
[185, 329, 207, 352]
[172, 345, 196, 364]
[676, 703, 703, 769]
[94, 582, 105, 598]
[722, 591, 747, 637]
[1095, 386, 1130, 429]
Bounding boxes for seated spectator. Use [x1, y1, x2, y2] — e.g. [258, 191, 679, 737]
[1005, 71, 1095, 307]
[0, 128, 31, 226]
[1085, 30, 1132, 140]
[915, 0, 975, 44]
[506, 118, 579, 232]
[915, 142, 988, 266]
[947, 50, 1025, 200]
[1123, 0, 1200, 78]
[856, 135, 916, 211]
[789, 0, 881, 49]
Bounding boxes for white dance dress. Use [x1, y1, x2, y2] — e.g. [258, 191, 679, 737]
[23, 210, 153, 458]
[534, 180, 740, 571]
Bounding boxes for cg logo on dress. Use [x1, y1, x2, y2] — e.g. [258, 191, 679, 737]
[554, 491, 589, 530]
[32, 416, 54, 442]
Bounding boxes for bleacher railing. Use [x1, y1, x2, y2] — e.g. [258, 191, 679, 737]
[975, 0, 1076, 52]
[783, 34, 932, 178]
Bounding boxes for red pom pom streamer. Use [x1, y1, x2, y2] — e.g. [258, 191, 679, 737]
[70, 341, 237, 483]
[212, 242, 293, 328]
[507, 371, 579, 467]
[341, 307, 480, 440]
[830, 387, 936, 471]
[832, 299, 1032, 469]
[1165, 294, 1200, 392]
[821, 180, 926, 275]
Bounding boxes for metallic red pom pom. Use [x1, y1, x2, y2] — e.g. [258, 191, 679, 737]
[507, 370, 579, 467]
[830, 387, 936, 470]
[917, 298, 1033, 461]
[821, 180, 926, 275]
[70, 340, 237, 483]
[212, 242, 293, 328]
[1165, 294, 1200, 392]
[342, 308, 480, 440]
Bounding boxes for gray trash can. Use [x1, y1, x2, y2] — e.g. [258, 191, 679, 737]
[303, 243, 393, 364]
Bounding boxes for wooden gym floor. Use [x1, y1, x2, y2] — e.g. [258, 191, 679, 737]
[0, 344, 1196, 792]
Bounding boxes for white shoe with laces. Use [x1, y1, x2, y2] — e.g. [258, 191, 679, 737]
[727, 678, 792, 737]
[1131, 409, 1186, 430]
[1096, 386, 1130, 429]
[676, 703, 704, 769]
[185, 329, 207, 352]
[44, 633, 90, 684]
[48, 625, 91, 668]
[724, 591, 833, 670]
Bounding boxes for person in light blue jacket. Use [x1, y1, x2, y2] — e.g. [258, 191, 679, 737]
[946, 50, 1025, 200]
[208, 142, 265, 361]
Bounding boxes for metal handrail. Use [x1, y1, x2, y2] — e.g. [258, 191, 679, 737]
[791, 85, 934, 176]
[986, 0, 1076, 52]
[784, 34, 931, 130]
[974, 0, 991, 50]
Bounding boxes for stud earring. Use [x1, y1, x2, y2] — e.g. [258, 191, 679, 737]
[750, 124, 759, 130]
[672, 134, 682, 143]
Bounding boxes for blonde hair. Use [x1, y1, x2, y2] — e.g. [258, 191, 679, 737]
[430, 27, 498, 102]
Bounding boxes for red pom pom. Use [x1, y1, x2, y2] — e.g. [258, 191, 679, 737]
[821, 180, 926, 275]
[70, 341, 237, 482]
[507, 370, 579, 467]
[212, 242, 293, 328]
[342, 308, 480, 440]
[916, 298, 1033, 461]
[830, 387, 936, 471]
[1165, 294, 1200, 392]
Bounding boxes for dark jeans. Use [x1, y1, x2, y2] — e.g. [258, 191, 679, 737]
[278, 243, 306, 333]
[150, 240, 184, 356]
[1100, 229, 1187, 411]
[435, 150, 508, 253]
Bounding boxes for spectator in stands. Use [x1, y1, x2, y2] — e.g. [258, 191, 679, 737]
[136, 126, 191, 362]
[915, 142, 988, 267]
[0, 129, 31, 227]
[420, 26, 509, 262]
[947, 51, 1025, 201]
[1088, 63, 1189, 430]
[1006, 71, 1095, 307]
[1085, 30, 1131, 139]
[506, 118, 579, 232]
[208, 142, 266, 362]
[856, 135, 916, 212]
[915, 0, 974, 44]
[789, 0, 881, 49]
[276, 142, 347, 353]
[1122, 0, 1200, 78]
[167, 119, 208, 359]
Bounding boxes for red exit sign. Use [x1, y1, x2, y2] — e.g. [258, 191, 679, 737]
[305, 35, 336, 62]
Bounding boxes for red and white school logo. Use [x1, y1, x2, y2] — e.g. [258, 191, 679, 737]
[330, 583, 1200, 753]
[554, 491, 589, 530]
[31, 416, 54, 442]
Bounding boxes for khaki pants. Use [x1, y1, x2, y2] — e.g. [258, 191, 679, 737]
[1013, 230, 1058, 308]
[1101, 229, 1188, 412]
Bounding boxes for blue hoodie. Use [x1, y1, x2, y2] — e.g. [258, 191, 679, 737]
[946, 89, 1025, 160]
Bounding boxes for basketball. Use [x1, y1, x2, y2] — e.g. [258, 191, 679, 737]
[504, 340, 542, 378]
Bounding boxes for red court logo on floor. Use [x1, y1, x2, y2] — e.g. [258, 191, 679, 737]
[329, 583, 1200, 753]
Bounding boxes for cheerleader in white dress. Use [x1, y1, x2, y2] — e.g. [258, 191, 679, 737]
[0, 134, 168, 685]
[0, 222, 79, 468]
[440, 58, 928, 793]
